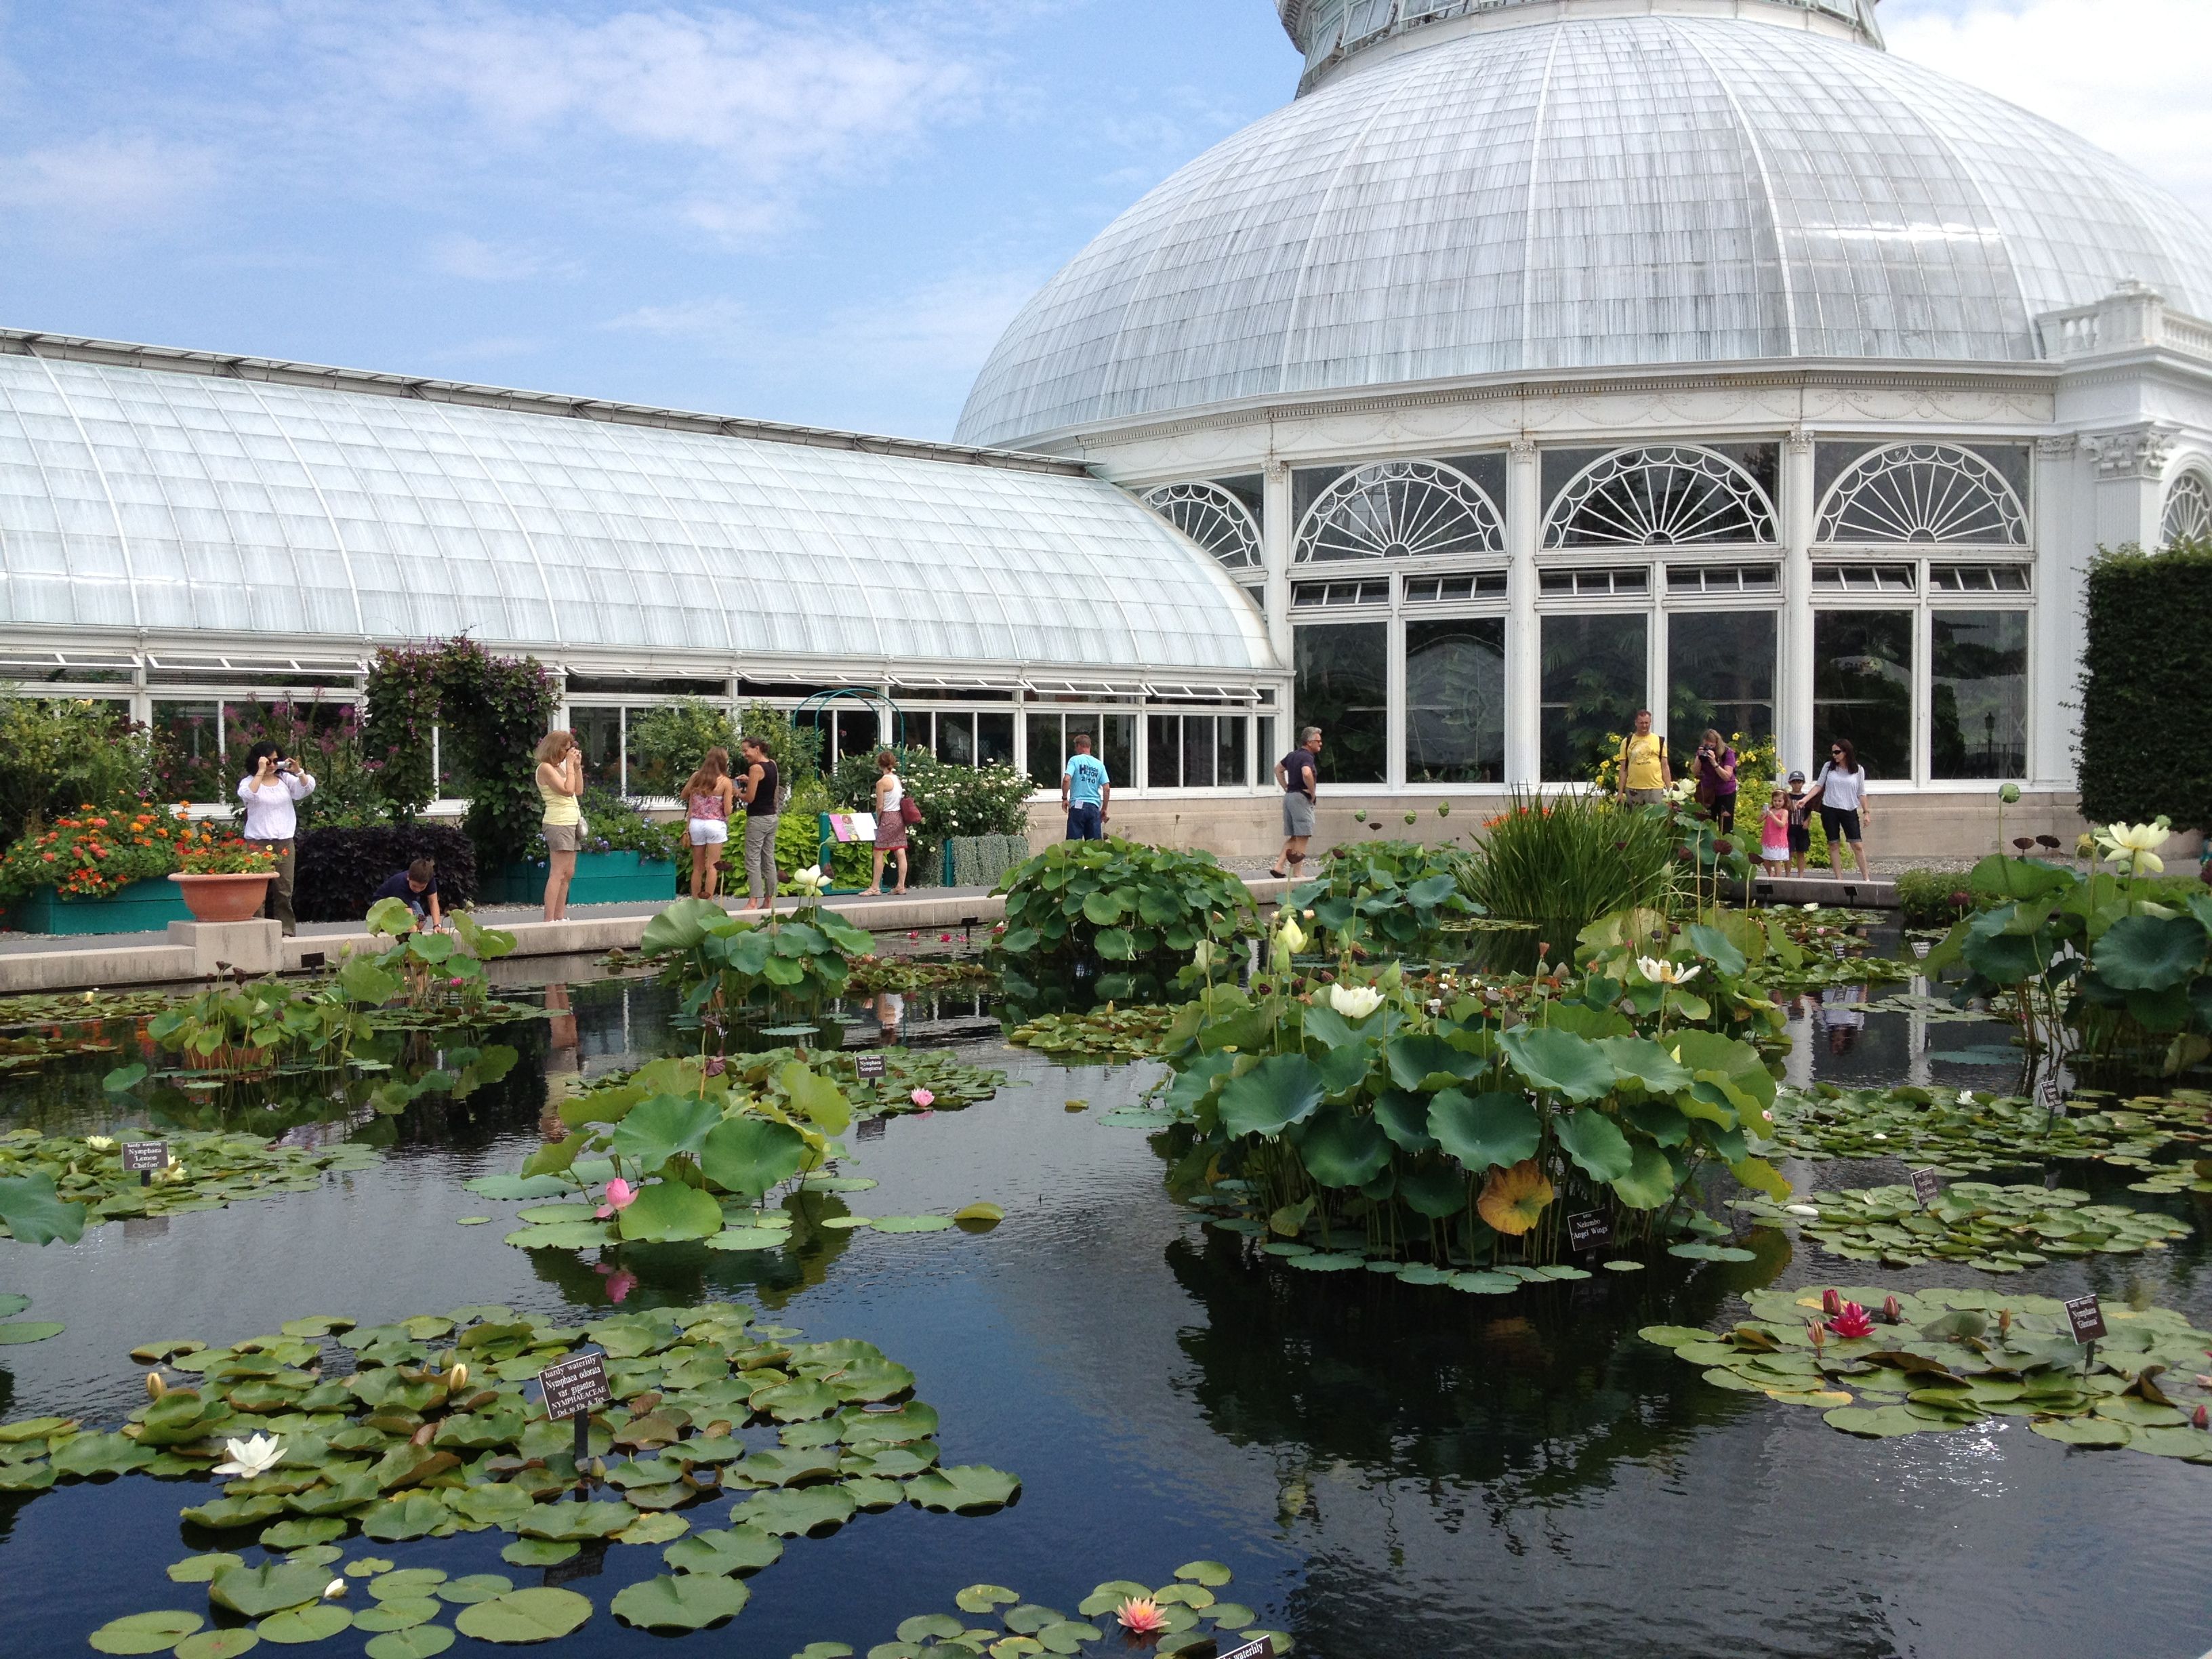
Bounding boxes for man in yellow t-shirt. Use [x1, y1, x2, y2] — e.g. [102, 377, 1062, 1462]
[1616, 709, 1671, 806]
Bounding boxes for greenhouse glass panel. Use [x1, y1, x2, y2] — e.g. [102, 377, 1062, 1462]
[1216, 716, 1249, 789]
[1931, 611, 2028, 781]
[1404, 617, 1505, 783]
[1668, 611, 1777, 747]
[977, 712, 1015, 770]
[1541, 614, 1645, 783]
[1814, 611, 1914, 781]
[1294, 623, 1388, 785]
[571, 708, 621, 796]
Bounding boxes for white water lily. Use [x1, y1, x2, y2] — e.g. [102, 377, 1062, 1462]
[1636, 956, 1701, 987]
[1958, 1090, 1975, 1106]
[790, 864, 828, 896]
[1784, 1203, 1821, 1217]
[1328, 983, 1385, 1020]
[323, 1580, 347, 1601]
[1803, 902, 1820, 912]
[85, 1134, 115, 1153]
[212, 1433, 285, 1479]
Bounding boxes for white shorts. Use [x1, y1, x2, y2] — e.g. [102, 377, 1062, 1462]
[689, 819, 729, 846]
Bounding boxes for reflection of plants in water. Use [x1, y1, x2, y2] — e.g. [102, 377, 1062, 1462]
[524, 1185, 863, 1314]
[9, 1300, 1016, 1652]
[825, 1561, 1280, 1659]
[1647, 1282, 2212, 1458]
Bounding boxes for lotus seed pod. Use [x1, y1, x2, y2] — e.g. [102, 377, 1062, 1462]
[145, 1371, 166, 1400]
[1437, 802, 1450, 817]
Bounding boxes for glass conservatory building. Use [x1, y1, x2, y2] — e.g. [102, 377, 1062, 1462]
[961, 0, 2212, 846]
[0, 333, 1281, 806]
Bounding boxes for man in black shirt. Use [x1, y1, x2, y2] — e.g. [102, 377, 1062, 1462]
[1270, 726, 1323, 880]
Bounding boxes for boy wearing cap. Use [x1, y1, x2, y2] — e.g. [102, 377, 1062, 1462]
[1784, 771, 1814, 876]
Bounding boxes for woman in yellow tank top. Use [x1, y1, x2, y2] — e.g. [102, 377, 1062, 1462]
[534, 730, 585, 922]
[1614, 709, 1672, 806]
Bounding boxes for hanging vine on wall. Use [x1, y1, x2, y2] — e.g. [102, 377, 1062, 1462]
[362, 638, 555, 867]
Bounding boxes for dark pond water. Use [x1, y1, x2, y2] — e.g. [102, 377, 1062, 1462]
[2, 949, 2210, 1659]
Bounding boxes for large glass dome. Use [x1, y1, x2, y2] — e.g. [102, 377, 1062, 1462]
[957, 3, 2212, 449]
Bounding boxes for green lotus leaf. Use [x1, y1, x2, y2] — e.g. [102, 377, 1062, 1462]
[52, 1430, 156, 1477]
[1175, 1561, 1234, 1586]
[905, 1463, 1021, 1513]
[1496, 1027, 1616, 1101]
[1370, 1088, 1439, 1154]
[1382, 1033, 1479, 1090]
[362, 1629, 456, 1659]
[258, 1518, 346, 1550]
[182, 1494, 288, 1530]
[665, 1525, 784, 1576]
[254, 1604, 353, 1645]
[617, 1181, 724, 1244]
[1430, 1088, 1541, 1175]
[169, 1555, 245, 1585]
[1610, 1143, 1678, 1210]
[1003, 1605, 1067, 1635]
[730, 1484, 856, 1535]
[352, 1599, 441, 1633]
[0, 1171, 87, 1245]
[612, 1574, 750, 1632]
[842, 1401, 939, 1446]
[617, 1512, 692, 1544]
[89, 1612, 206, 1655]
[752, 1379, 842, 1421]
[703, 1226, 788, 1252]
[612, 1094, 726, 1175]
[515, 1501, 636, 1540]
[452, 1586, 595, 1644]
[1216, 1054, 1327, 1139]
[209, 1562, 335, 1618]
[462, 1174, 575, 1201]
[954, 1586, 1020, 1614]
[2091, 914, 2207, 992]
[2031, 1417, 2133, 1448]
[1290, 1103, 1392, 1188]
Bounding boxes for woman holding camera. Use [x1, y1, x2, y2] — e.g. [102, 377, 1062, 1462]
[535, 731, 586, 921]
[237, 741, 316, 935]
[1692, 728, 1739, 836]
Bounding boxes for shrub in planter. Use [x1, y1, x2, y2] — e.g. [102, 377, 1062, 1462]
[524, 789, 684, 865]
[830, 745, 1033, 887]
[0, 698, 157, 846]
[294, 825, 478, 923]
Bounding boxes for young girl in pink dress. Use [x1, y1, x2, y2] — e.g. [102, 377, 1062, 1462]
[1760, 788, 1791, 871]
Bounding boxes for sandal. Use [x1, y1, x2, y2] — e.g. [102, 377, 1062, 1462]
[1267, 868, 1288, 880]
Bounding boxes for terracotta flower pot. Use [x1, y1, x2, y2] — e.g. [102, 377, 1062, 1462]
[167, 872, 274, 924]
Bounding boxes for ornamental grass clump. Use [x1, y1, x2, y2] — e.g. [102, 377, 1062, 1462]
[1456, 791, 1679, 938]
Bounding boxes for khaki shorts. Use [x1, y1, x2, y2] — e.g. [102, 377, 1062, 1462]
[544, 821, 585, 853]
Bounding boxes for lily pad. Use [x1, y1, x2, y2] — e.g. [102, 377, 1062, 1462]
[905, 1464, 1021, 1513]
[664, 1525, 784, 1577]
[453, 1587, 595, 1644]
[176, 1633, 262, 1659]
[730, 1486, 857, 1536]
[352, 1601, 441, 1633]
[211, 1563, 335, 1618]
[89, 1612, 206, 1655]
[169, 1555, 246, 1586]
[955, 1586, 1021, 1614]
[500, 1540, 578, 1568]
[611, 1574, 750, 1631]
[870, 1215, 955, 1233]
[363, 1631, 456, 1659]
[258, 1519, 346, 1550]
[434, 1575, 514, 1605]
[254, 1605, 354, 1645]
[0, 1319, 64, 1344]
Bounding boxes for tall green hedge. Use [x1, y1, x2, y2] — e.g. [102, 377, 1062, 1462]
[2079, 541, 2212, 827]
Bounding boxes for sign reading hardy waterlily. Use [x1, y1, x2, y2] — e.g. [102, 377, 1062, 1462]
[1910, 1168, 1942, 1208]
[120, 1141, 167, 1173]
[537, 1351, 612, 1422]
[2065, 1294, 2107, 1344]
[1220, 1639, 1278, 1659]
[1566, 1210, 1613, 1253]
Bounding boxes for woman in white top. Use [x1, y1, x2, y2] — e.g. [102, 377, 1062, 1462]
[861, 750, 909, 896]
[1809, 737, 1872, 881]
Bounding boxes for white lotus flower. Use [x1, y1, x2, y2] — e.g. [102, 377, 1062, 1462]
[85, 1135, 115, 1152]
[1328, 983, 1385, 1020]
[323, 1580, 347, 1600]
[2095, 819, 2171, 877]
[1276, 916, 1307, 955]
[212, 1433, 285, 1479]
[1637, 956, 1701, 987]
[790, 865, 828, 896]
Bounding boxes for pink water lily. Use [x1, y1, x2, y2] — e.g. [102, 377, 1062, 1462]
[1827, 1302, 1875, 1340]
[909, 1088, 935, 1108]
[1116, 1598, 1167, 1636]
[596, 1178, 638, 1219]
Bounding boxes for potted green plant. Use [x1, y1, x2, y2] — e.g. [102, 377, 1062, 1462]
[167, 830, 281, 923]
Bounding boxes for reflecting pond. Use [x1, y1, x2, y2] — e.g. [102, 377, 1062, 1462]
[1, 949, 2208, 1659]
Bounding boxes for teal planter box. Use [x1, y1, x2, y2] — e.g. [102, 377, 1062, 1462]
[483, 853, 678, 909]
[7, 878, 192, 936]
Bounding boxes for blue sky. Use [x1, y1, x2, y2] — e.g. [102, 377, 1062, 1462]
[0, 0, 2203, 441]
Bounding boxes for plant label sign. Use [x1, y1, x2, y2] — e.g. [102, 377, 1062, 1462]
[538, 1351, 612, 1422]
[2064, 1294, 2108, 1345]
[1832, 942, 1847, 960]
[121, 1141, 167, 1173]
[1218, 1640, 1275, 1659]
[1909, 1169, 1943, 1208]
[1565, 1210, 1613, 1253]
[855, 1054, 888, 1081]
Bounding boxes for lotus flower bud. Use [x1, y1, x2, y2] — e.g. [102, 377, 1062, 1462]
[588, 1456, 607, 1480]
[2195, 1406, 2209, 1431]
[1881, 1296, 1902, 1326]
[145, 1371, 167, 1400]
[1822, 1288, 1842, 1317]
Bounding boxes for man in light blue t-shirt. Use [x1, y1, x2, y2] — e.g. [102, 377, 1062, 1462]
[1061, 731, 1111, 841]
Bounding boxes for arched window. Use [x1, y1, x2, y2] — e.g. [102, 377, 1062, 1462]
[1544, 447, 1776, 549]
[1294, 460, 1503, 564]
[1816, 444, 2027, 546]
[2163, 470, 2212, 548]
[1143, 481, 1262, 573]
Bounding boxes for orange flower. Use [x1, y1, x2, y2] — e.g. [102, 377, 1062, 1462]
[40, 852, 54, 863]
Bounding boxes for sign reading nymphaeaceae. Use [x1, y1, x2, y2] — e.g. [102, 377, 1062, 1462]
[2064, 1294, 2108, 1345]
[855, 1054, 888, 1081]
[121, 1142, 167, 1173]
[1566, 1210, 1613, 1253]
[537, 1351, 612, 1422]
[1910, 1168, 1943, 1208]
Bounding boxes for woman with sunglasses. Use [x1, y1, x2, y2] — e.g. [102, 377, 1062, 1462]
[1808, 738, 1872, 880]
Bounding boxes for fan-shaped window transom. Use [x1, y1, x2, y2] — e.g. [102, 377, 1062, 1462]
[1817, 444, 2028, 546]
[1294, 460, 1503, 565]
[1544, 448, 1776, 550]
[1144, 480, 1263, 573]
[2163, 470, 2212, 548]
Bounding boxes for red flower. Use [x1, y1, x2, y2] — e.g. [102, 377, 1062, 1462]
[1827, 1302, 1875, 1340]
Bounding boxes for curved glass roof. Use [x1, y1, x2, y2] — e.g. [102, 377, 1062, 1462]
[958, 12, 2212, 449]
[0, 348, 1275, 677]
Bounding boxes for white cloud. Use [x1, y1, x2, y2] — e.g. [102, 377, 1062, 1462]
[426, 233, 573, 283]
[0, 134, 218, 228]
[1884, 0, 2212, 222]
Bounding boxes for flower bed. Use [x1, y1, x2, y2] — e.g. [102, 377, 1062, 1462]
[0, 805, 240, 934]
